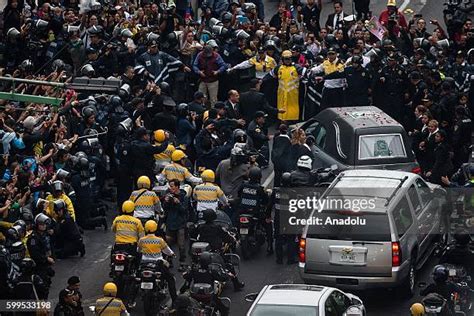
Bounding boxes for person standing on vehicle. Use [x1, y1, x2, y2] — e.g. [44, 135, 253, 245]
[129, 176, 162, 227]
[111, 201, 144, 257]
[137, 220, 178, 303]
[27, 214, 55, 299]
[162, 179, 189, 269]
[94, 282, 128, 316]
[193, 170, 228, 218]
[237, 167, 273, 255]
[270, 172, 298, 265]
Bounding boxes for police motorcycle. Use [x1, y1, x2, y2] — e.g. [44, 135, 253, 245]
[110, 250, 137, 307]
[238, 210, 266, 260]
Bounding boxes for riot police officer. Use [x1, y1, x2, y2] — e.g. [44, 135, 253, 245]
[247, 111, 271, 167]
[52, 200, 85, 259]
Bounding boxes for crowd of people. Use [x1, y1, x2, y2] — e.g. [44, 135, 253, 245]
[0, 0, 474, 313]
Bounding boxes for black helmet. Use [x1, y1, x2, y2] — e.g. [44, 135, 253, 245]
[453, 229, 471, 246]
[53, 199, 66, 213]
[159, 81, 171, 95]
[52, 59, 65, 72]
[177, 103, 189, 117]
[233, 129, 247, 143]
[249, 167, 262, 182]
[20, 258, 36, 273]
[21, 210, 34, 225]
[222, 12, 232, 22]
[281, 172, 292, 186]
[202, 209, 217, 223]
[199, 251, 213, 269]
[82, 106, 96, 119]
[13, 220, 26, 233]
[20, 59, 34, 73]
[291, 34, 304, 46]
[351, 55, 363, 65]
[52, 180, 64, 192]
[75, 151, 88, 160]
[79, 157, 89, 170]
[79, 140, 91, 153]
[109, 95, 123, 108]
[432, 265, 449, 283]
[34, 213, 51, 226]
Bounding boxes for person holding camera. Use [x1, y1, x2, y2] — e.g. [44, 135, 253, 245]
[162, 179, 189, 269]
[379, 0, 408, 36]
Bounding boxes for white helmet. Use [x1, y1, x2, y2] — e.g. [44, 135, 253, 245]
[297, 155, 313, 170]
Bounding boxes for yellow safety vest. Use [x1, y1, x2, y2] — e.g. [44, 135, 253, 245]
[161, 162, 193, 183]
[322, 59, 344, 75]
[137, 234, 168, 259]
[249, 56, 277, 72]
[46, 194, 76, 221]
[111, 215, 144, 244]
[192, 182, 225, 211]
[154, 143, 175, 164]
[94, 297, 127, 316]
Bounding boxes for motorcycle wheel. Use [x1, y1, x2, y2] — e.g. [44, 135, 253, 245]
[240, 237, 250, 260]
[143, 293, 160, 316]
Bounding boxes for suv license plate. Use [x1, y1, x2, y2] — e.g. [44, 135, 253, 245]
[115, 265, 125, 271]
[240, 228, 248, 235]
[141, 282, 154, 290]
[340, 253, 356, 262]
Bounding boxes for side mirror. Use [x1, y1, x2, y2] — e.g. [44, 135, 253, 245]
[343, 306, 364, 316]
[245, 292, 259, 302]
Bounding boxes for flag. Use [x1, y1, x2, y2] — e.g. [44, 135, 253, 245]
[366, 16, 386, 41]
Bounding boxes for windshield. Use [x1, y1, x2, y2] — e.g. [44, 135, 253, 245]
[250, 305, 318, 316]
[306, 210, 391, 241]
[358, 134, 406, 160]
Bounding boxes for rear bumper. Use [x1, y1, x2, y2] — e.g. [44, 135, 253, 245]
[298, 260, 410, 290]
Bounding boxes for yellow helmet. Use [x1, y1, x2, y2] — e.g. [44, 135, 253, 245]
[122, 200, 135, 214]
[201, 169, 215, 182]
[410, 303, 425, 316]
[387, 0, 396, 6]
[282, 50, 292, 58]
[154, 129, 166, 142]
[103, 282, 117, 297]
[137, 176, 151, 189]
[144, 220, 158, 233]
[171, 150, 186, 162]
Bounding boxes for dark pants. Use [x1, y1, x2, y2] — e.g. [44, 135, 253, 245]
[321, 87, 344, 109]
[56, 237, 85, 258]
[354, 0, 371, 20]
[117, 168, 133, 210]
[275, 234, 298, 263]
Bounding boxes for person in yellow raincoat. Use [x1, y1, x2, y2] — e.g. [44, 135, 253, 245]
[271, 50, 306, 121]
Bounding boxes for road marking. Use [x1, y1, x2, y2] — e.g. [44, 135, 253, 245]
[400, 0, 411, 11]
[263, 170, 274, 189]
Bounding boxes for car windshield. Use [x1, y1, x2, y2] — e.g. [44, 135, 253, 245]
[358, 134, 406, 160]
[250, 305, 318, 316]
[307, 210, 391, 241]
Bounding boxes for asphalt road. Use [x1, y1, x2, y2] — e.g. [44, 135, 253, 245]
[47, 1, 452, 315]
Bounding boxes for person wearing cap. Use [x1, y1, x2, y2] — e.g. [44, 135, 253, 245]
[247, 111, 271, 166]
[408, 71, 428, 108]
[309, 47, 345, 109]
[87, 25, 105, 51]
[188, 91, 207, 116]
[152, 96, 178, 134]
[270, 50, 306, 121]
[192, 44, 228, 106]
[135, 39, 190, 85]
[379, 0, 407, 34]
[129, 127, 170, 185]
[450, 51, 468, 89]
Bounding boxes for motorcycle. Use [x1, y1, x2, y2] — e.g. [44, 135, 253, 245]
[189, 282, 231, 316]
[110, 251, 136, 307]
[422, 293, 451, 316]
[238, 212, 266, 260]
[444, 264, 473, 315]
[134, 260, 169, 316]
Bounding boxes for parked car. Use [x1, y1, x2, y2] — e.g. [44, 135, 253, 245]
[297, 106, 420, 173]
[299, 169, 447, 297]
[245, 284, 365, 316]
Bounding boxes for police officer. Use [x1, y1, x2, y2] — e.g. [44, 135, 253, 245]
[247, 111, 271, 167]
[129, 127, 169, 186]
[52, 200, 85, 259]
[374, 52, 408, 122]
[157, 150, 201, 185]
[323, 55, 371, 106]
[270, 172, 298, 264]
[135, 39, 190, 84]
[115, 120, 133, 209]
[111, 201, 145, 256]
[452, 106, 472, 169]
[27, 214, 55, 299]
[12, 258, 48, 301]
[46, 180, 76, 222]
[129, 176, 162, 227]
[290, 155, 317, 186]
[193, 170, 228, 217]
[137, 220, 177, 303]
[237, 167, 272, 254]
[94, 282, 129, 316]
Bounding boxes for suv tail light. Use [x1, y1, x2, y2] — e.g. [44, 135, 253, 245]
[411, 166, 421, 174]
[299, 238, 306, 263]
[240, 217, 249, 224]
[392, 242, 401, 267]
[115, 254, 126, 262]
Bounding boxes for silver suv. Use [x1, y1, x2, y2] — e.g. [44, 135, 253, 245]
[299, 169, 446, 296]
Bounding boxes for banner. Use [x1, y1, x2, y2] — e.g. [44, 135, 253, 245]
[366, 16, 386, 41]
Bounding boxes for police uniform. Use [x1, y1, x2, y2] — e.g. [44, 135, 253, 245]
[247, 119, 270, 165]
[115, 135, 133, 209]
[111, 214, 144, 255]
[135, 46, 183, 83]
[158, 162, 201, 184]
[376, 64, 408, 122]
[46, 194, 75, 222]
[192, 182, 227, 213]
[94, 297, 127, 316]
[129, 189, 161, 225]
[324, 65, 370, 106]
[26, 231, 53, 299]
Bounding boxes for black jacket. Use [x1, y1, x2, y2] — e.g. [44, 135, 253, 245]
[239, 89, 277, 122]
[129, 139, 168, 178]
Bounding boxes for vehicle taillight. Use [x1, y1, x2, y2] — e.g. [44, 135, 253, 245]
[299, 238, 306, 263]
[142, 270, 153, 278]
[392, 242, 401, 267]
[115, 254, 126, 262]
[240, 217, 249, 224]
[411, 166, 421, 174]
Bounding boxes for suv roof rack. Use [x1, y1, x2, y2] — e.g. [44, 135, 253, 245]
[269, 285, 324, 291]
[384, 175, 409, 206]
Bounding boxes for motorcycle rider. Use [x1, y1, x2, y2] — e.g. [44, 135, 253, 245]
[137, 220, 177, 303]
[111, 201, 145, 258]
[94, 282, 129, 316]
[196, 209, 245, 291]
[237, 166, 273, 255]
[290, 155, 317, 186]
[153, 129, 176, 173]
[410, 303, 425, 316]
[46, 180, 76, 222]
[52, 200, 85, 259]
[193, 170, 228, 220]
[157, 150, 202, 185]
[27, 213, 55, 299]
[440, 229, 474, 279]
[129, 176, 162, 227]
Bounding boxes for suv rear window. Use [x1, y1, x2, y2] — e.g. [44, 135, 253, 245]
[358, 134, 406, 160]
[307, 211, 391, 241]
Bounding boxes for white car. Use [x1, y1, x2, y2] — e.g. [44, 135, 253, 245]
[245, 284, 365, 316]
